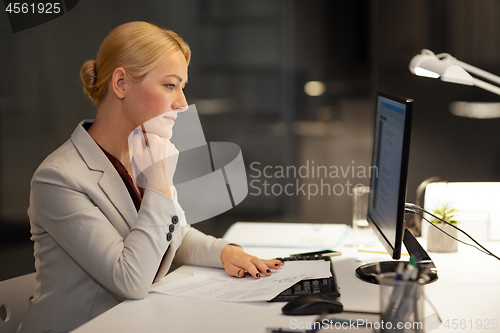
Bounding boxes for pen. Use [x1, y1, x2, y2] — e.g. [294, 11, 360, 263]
[290, 250, 341, 257]
[392, 256, 419, 324]
[357, 249, 410, 256]
[383, 259, 416, 324]
[383, 274, 406, 322]
[395, 261, 405, 280]
[397, 280, 421, 324]
[266, 328, 310, 333]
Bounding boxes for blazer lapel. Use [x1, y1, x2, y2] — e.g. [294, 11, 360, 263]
[71, 120, 137, 229]
[98, 165, 137, 229]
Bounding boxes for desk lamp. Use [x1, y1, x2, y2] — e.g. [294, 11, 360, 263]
[409, 49, 500, 96]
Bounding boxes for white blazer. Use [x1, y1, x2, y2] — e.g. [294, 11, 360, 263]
[18, 120, 230, 333]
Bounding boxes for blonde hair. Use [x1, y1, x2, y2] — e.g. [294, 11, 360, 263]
[80, 21, 190, 104]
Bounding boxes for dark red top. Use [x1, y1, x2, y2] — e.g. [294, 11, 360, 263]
[100, 147, 145, 211]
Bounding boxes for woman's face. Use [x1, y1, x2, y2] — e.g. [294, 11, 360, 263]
[125, 50, 188, 140]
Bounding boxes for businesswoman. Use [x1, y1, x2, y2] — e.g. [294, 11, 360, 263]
[18, 21, 283, 333]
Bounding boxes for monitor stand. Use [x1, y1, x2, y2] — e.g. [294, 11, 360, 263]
[355, 228, 438, 284]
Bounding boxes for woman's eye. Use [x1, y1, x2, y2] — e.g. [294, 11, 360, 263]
[165, 84, 175, 90]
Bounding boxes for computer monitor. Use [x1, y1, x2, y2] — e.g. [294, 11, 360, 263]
[355, 91, 438, 284]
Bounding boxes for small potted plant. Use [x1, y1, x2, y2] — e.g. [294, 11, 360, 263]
[427, 203, 459, 253]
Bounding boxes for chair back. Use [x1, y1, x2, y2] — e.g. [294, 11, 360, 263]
[0, 273, 36, 333]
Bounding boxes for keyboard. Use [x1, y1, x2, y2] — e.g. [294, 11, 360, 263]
[269, 253, 341, 302]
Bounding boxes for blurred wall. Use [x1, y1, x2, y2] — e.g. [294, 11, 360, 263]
[1, 0, 500, 280]
[374, 0, 500, 197]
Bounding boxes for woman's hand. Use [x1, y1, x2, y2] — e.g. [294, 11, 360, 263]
[221, 245, 284, 279]
[128, 128, 179, 198]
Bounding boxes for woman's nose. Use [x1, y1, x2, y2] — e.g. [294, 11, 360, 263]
[172, 91, 188, 111]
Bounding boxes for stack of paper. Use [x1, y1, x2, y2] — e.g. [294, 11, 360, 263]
[152, 260, 331, 302]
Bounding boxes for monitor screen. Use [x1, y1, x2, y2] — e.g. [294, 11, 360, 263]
[356, 92, 437, 284]
[367, 92, 413, 260]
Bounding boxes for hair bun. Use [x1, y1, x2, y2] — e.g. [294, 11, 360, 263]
[80, 60, 98, 103]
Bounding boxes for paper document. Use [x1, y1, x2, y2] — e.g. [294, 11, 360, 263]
[152, 260, 331, 302]
[222, 222, 350, 249]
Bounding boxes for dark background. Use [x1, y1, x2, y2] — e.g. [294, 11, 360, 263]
[2, 0, 500, 280]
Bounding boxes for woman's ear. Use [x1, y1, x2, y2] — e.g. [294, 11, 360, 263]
[111, 67, 127, 100]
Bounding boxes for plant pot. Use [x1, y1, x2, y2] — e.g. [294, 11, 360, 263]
[427, 223, 458, 253]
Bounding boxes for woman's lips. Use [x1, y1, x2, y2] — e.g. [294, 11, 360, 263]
[163, 114, 177, 123]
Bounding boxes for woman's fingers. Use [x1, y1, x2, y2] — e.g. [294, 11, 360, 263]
[264, 259, 285, 270]
[130, 129, 151, 172]
[223, 261, 245, 278]
[128, 129, 180, 193]
[230, 258, 284, 279]
[221, 245, 285, 279]
[146, 134, 178, 186]
[251, 257, 275, 276]
[146, 133, 176, 161]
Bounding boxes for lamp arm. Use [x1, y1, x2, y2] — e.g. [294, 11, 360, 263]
[452, 59, 500, 86]
[413, 50, 500, 97]
[472, 78, 500, 96]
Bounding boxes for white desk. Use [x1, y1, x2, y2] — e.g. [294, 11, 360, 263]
[72, 239, 500, 333]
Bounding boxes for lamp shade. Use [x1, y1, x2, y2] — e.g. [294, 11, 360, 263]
[409, 49, 474, 86]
